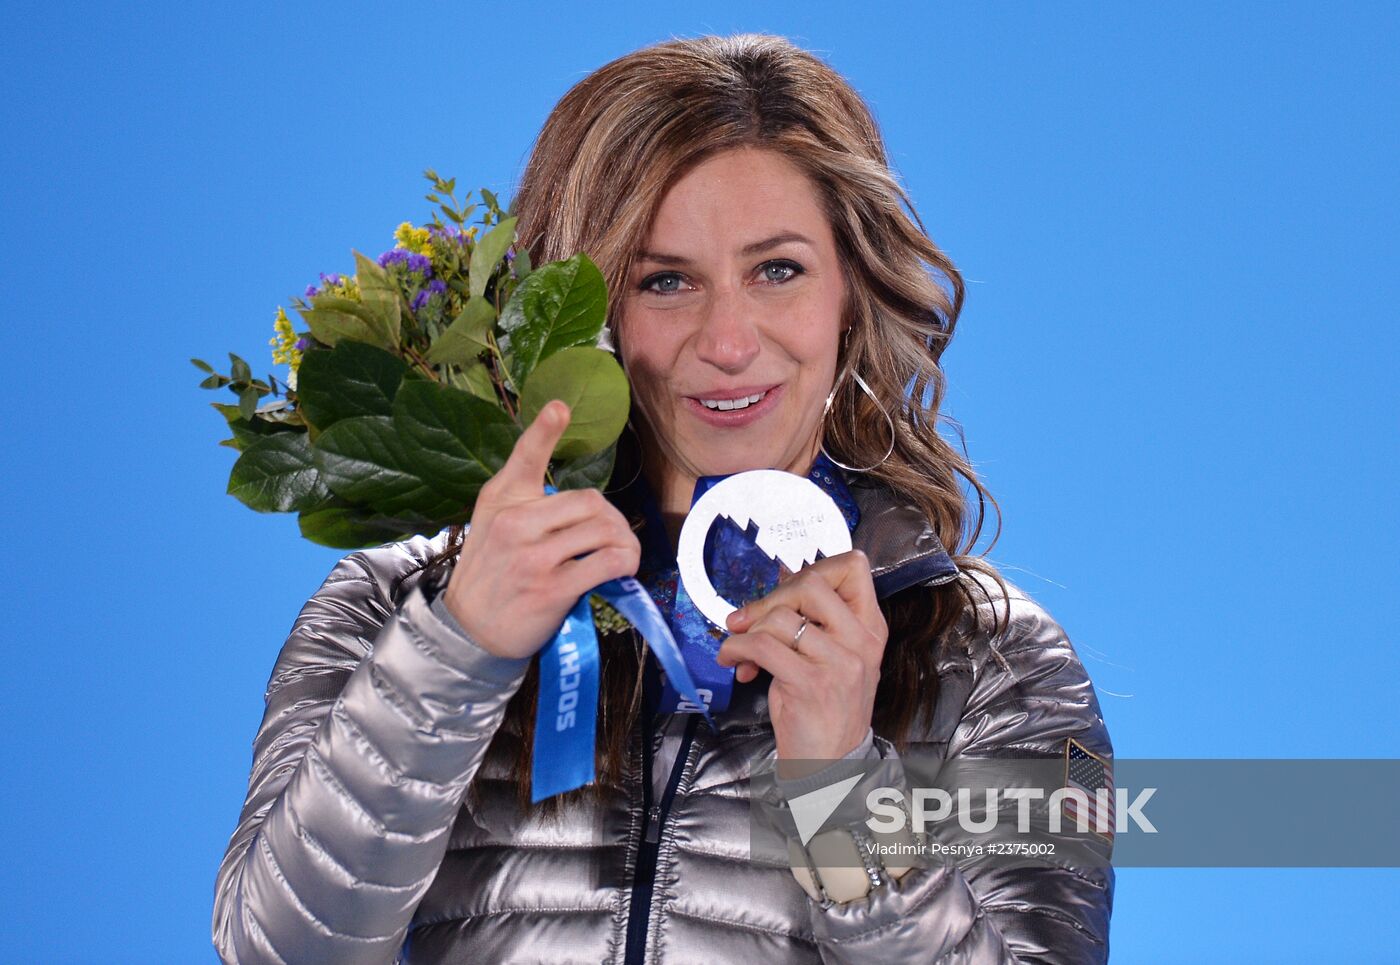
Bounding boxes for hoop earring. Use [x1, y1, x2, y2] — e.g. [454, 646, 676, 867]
[819, 364, 895, 474]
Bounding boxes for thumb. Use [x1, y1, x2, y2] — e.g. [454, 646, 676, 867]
[496, 399, 571, 491]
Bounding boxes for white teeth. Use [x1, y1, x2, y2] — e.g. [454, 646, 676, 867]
[701, 391, 766, 411]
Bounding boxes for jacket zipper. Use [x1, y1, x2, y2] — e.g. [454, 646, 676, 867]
[624, 712, 700, 964]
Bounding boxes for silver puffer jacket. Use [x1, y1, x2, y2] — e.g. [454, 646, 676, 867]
[213, 480, 1114, 963]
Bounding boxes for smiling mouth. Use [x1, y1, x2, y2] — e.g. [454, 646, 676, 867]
[698, 390, 769, 411]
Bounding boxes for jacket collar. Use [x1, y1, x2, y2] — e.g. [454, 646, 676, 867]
[846, 477, 960, 599]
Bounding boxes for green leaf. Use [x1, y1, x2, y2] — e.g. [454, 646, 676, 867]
[229, 416, 301, 449]
[296, 341, 409, 430]
[199, 374, 224, 389]
[519, 346, 630, 459]
[498, 253, 607, 386]
[469, 216, 517, 298]
[298, 507, 423, 550]
[238, 385, 259, 420]
[482, 188, 499, 212]
[229, 353, 252, 383]
[553, 442, 618, 492]
[225, 427, 266, 451]
[460, 361, 498, 403]
[512, 246, 531, 281]
[227, 433, 331, 513]
[313, 415, 466, 519]
[191, 358, 214, 373]
[353, 251, 403, 346]
[425, 296, 496, 365]
[297, 295, 394, 350]
[392, 380, 519, 505]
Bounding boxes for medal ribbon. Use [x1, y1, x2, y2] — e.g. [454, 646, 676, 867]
[530, 486, 716, 804]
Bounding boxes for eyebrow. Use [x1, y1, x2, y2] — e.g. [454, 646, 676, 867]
[636, 231, 816, 266]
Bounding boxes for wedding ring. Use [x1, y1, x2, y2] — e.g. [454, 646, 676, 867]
[790, 615, 809, 650]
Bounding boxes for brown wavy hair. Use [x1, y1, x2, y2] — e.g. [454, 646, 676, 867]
[423, 33, 1011, 817]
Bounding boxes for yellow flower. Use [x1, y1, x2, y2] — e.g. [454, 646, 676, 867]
[394, 221, 433, 256]
[270, 306, 303, 370]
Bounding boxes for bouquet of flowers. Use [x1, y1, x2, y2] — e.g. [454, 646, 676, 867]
[193, 171, 629, 551]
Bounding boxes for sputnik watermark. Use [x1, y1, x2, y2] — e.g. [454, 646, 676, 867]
[867, 786, 1158, 836]
[753, 759, 1400, 868]
[785, 781, 1156, 847]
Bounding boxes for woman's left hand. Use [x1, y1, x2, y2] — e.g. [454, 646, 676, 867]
[717, 550, 888, 777]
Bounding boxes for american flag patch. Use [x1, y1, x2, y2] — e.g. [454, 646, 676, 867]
[1063, 737, 1115, 841]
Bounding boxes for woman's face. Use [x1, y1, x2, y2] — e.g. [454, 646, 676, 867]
[617, 146, 848, 506]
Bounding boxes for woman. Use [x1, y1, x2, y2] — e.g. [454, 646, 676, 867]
[214, 34, 1114, 964]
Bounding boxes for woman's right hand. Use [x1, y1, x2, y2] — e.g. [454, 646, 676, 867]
[440, 400, 641, 660]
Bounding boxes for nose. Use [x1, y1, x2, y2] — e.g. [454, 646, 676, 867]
[693, 289, 760, 373]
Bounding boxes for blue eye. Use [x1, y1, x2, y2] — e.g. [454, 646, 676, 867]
[638, 260, 804, 295]
[761, 260, 803, 283]
[639, 271, 687, 295]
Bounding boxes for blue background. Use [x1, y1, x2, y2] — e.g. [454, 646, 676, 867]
[2, 2, 1396, 962]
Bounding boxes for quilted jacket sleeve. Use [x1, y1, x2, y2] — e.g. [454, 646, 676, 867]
[211, 546, 531, 965]
[805, 579, 1115, 964]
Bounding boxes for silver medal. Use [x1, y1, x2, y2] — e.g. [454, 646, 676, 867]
[677, 469, 852, 628]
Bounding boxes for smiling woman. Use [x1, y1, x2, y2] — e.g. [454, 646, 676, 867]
[214, 32, 1115, 965]
[620, 147, 848, 514]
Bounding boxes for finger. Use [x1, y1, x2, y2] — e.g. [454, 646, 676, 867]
[494, 400, 571, 492]
[745, 606, 853, 667]
[500, 487, 618, 539]
[730, 551, 880, 631]
[820, 550, 882, 622]
[727, 574, 870, 663]
[557, 543, 642, 598]
[717, 630, 808, 684]
[473, 489, 604, 555]
[744, 617, 865, 688]
[538, 514, 638, 566]
[731, 575, 846, 635]
[744, 604, 807, 649]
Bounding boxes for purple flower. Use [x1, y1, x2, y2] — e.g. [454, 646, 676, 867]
[295, 338, 309, 351]
[377, 250, 432, 277]
[410, 278, 448, 313]
[305, 272, 345, 298]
